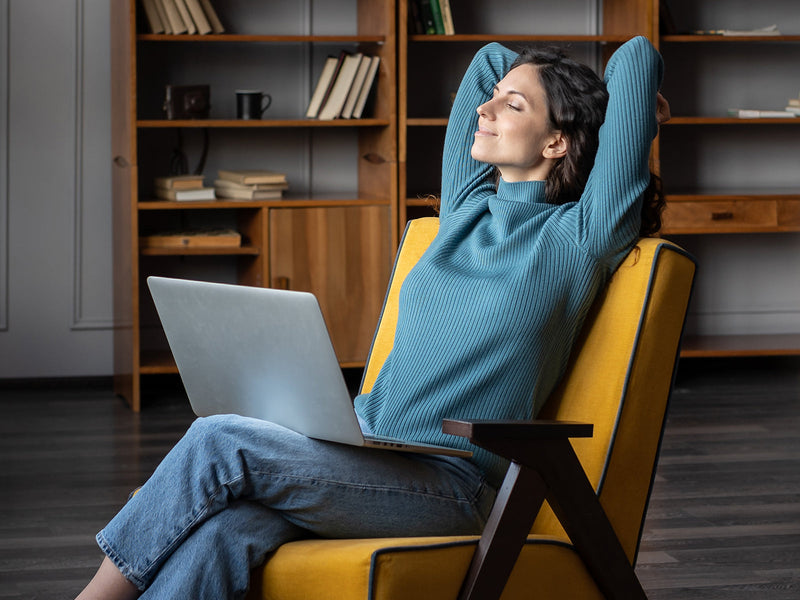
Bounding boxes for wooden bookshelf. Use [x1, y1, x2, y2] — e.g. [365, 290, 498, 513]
[111, 1, 800, 410]
[111, 0, 397, 411]
[658, 0, 800, 357]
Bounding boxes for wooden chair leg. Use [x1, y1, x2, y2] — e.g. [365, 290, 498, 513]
[529, 440, 648, 600]
[458, 462, 547, 600]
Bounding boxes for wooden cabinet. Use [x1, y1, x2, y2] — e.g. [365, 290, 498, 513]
[658, 0, 800, 356]
[111, 0, 397, 410]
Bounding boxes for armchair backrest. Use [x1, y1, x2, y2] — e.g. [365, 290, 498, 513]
[359, 217, 696, 565]
[360, 217, 440, 395]
[533, 236, 695, 564]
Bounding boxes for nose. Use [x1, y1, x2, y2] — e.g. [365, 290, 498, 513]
[476, 99, 494, 119]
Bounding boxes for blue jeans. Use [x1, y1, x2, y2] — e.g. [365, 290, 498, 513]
[97, 414, 496, 599]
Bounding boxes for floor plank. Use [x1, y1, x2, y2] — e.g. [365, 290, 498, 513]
[1, 359, 798, 598]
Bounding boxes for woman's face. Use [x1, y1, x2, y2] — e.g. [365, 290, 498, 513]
[471, 64, 565, 182]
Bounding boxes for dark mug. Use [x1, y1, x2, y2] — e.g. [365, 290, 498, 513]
[236, 90, 272, 119]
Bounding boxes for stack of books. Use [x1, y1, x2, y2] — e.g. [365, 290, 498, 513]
[306, 52, 381, 120]
[728, 108, 797, 119]
[785, 95, 800, 116]
[154, 174, 216, 201]
[140, 0, 224, 35]
[214, 170, 289, 200]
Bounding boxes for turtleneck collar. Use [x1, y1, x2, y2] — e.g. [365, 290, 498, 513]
[496, 178, 548, 204]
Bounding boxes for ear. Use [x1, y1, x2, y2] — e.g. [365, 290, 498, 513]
[543, 132, 567, 160]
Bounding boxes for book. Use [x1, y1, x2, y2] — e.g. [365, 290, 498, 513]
[439, 0, 455, 35]
[217, 169, 288, 185]
[429, 0, 445, 34]
[306, 56, 342, 119]
[155, 174, 205, 189]
[141, 0, 165, 33]
[154, 186, 216, 201]
[214, 178, 288, 192]
[173, 0, 196, 34]
[694, 25, 781, 37]
[184, 0, 212, 34]
[728, 108, 797, 119]
[317, 53, 364, 120]
[340, 55, 374, 119]
[159, 0, 187, 34]
[352, 56, 381, 119]
[213, 182, 286, 201]
[153, 0, 171, 33]
[416, 0, 437, 34]
[199, 0, 225, 33]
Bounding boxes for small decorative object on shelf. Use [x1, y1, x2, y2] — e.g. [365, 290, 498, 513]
[163, 84, 210, 120]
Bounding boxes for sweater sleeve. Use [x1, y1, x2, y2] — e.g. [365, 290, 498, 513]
[578, 36, 663, 256]
[439, 43, 517, 218]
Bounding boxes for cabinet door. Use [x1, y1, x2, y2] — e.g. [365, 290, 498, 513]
[269, 206, 392, 365]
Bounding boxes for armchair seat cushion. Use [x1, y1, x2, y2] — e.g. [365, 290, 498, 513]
[251, 533, 604, 600]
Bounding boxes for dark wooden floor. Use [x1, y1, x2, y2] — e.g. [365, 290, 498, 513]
[1, 358, 798, 599]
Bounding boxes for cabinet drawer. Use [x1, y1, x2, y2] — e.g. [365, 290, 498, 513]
[662, 200, 778, 233]
[778, 200, 800, 228]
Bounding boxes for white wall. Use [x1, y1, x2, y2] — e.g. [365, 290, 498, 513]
[0, 0, 113, 378]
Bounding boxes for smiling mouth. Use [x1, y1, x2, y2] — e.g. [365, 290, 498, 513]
[475, 127, 495, 137]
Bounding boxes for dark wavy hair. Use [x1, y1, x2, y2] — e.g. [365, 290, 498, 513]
[509, 46, 665, 237]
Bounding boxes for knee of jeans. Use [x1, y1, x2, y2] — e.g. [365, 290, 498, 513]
[185, 414, 237, 445]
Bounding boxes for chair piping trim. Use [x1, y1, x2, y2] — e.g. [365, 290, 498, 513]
[631, 243, 697, 564]
[366, 538, 577, 600]
[594, 241, 670, 497]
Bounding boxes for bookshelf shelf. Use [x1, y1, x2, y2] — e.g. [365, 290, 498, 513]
[138, 198, 392, 209]
[666, 116, 800, 125]
[662, 35, 800, 43]
[681, 334, 800, 357]
[137, 119, 390, 128]
[137, 34, 386, 43]
[408, 34, 634, 43]
[139, 245, 261, 256]
[406, 118, 448, 127]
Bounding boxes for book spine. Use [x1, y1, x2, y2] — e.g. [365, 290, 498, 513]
[429, 0, 445, 35]
[418, 0, 437, 35]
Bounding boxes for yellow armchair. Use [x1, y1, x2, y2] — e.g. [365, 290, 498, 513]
[249, 217, 696, 600]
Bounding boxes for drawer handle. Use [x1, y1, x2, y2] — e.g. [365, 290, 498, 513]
[711, 211, 734, 221]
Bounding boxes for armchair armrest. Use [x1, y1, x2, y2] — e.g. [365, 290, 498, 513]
[442, 418, 646, 600]
[442, 419, 592, 444]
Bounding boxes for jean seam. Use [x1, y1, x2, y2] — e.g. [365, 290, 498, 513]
[248, 469, 483, 507]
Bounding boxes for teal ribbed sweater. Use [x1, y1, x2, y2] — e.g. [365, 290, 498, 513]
[355, 37, 663, 487]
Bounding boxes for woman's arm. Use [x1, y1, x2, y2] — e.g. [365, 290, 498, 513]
[580, 36, 664, 254]
[439, 43, 517, 218]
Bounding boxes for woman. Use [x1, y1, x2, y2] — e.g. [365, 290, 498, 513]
[78, 36, 667, 599]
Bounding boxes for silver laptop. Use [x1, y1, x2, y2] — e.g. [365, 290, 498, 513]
[147, 277, 471, 458]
